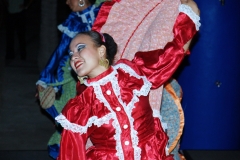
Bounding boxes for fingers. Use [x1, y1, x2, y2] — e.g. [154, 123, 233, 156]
[35, 85, 45, 99]
[35, 92, 39, 98]
[37, 85, 45, 92]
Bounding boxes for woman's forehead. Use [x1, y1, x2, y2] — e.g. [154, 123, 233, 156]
[71, 35, 91, 46]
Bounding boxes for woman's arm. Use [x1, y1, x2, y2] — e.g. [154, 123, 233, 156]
[132, 3, 200, 89]
[57, 129, 88, 160]
[36, 34, 72, 88]
[181, 0, 200, 52]
[55, 97, 93, 160]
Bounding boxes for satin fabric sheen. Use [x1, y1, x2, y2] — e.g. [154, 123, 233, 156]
[57, 13, 196, 160]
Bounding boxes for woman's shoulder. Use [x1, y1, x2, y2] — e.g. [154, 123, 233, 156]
[61, 88, 94, 120]
[115, 59, 141, 75]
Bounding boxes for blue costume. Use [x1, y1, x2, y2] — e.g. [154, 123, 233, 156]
[36, 4, 102, 159]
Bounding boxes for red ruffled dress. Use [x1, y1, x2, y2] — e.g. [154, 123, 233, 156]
[56, 7, 198, 160]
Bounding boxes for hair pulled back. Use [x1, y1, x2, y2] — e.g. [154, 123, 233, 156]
[80, 30, 118, 65]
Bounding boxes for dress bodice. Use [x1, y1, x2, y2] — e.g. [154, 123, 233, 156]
[56, 5, 200, 160]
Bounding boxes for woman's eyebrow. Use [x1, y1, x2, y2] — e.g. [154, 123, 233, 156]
[75, 43, 86, 47]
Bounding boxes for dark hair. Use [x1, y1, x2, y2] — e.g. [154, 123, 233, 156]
[80, 30, 118, 65]
[88, 0, 97, 5]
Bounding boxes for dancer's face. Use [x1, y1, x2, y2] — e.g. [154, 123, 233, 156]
[66, 0, 90, 12]
[69, 34, 105, 78]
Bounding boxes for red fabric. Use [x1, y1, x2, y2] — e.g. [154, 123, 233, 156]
[119, 13, 197, 89]
[59, 68, 172, 160]
[92, 0, 120, 32]
[76, 81, 87, 95]
[57, 13, 196, 160]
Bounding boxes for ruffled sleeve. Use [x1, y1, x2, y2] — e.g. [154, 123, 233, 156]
[37, 34, 72, 87]
[55, 96, 92, 160]
[132, 5, 200, 89]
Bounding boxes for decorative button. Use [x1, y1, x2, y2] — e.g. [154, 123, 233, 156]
[116, 107, 121, 111]
[123, 124, 128, 129]
[106, 90, 111, 95]
[124, 141, 130, 145]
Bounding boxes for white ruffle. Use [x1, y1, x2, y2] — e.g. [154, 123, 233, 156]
[36, 80, 58, 92]
[57, 25, 79, 38]
[55, 113, 114, 134]
[152, 109, 169, 155]
[152, 109, 168, 132]
[179, 4, 201, 31]
[58, 5, 97, 38]
[36, 80, 47, 88]
[91, 81, 125, 160]
[84, 64, 152, 160]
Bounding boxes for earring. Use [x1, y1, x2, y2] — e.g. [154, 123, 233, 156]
[77, 76, 87, 84]
[99, 57, 109, 69]
[78, 0, 85, 7]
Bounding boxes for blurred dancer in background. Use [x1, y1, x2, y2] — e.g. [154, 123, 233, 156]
[35, 0, 104, 159]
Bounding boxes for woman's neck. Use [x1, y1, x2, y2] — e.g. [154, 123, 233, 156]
[88, 66, 109, 79]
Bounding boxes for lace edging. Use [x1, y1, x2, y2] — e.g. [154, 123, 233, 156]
[92, 83, 125, 160]
[84, 63, 152, 160]
[179, 4, 201, 31]
[36, 80, 47, 88]
[57, 25, 78, 38]
[152, 109, 169, 155]
[55, 113, 114, 134]
[152, 109, 168, 132]
[114, 63, 152, 160]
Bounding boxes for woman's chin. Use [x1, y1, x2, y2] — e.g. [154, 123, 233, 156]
[76, 72, 87, 78]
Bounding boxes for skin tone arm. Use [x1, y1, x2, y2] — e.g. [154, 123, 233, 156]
[180, 0, 200, 52]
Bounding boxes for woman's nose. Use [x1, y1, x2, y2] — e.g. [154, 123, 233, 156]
[71, 52, 79, 61]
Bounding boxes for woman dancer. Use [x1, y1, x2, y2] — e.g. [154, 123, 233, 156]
[92, 0, 200, 159]
[56, 1, 200, 159]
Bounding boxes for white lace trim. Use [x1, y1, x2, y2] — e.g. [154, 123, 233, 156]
[84, 69, 124, 159]
[57, 25, 79, 38]
[92, 83, 124, 160]
[179, 4, 201, 31]
[152, 109, 168, 132]
[58, 5, 97, 38]
[114, 64, 152, 97]
[84, 64, 152, 160]
[152, 109, 169, 156]
[36, 80, 47, 88]
[55, 113, 114, 134]
[36, 80, 58, 92]
[113, 64, 152, 159]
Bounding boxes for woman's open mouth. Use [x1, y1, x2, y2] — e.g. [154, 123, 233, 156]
[75, 61, 84, 69]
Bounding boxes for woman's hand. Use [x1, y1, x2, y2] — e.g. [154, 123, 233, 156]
[180, 0, 200, 15]
[35, 85, 45, 99]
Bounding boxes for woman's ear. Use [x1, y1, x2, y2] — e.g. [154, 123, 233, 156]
[98, 45, 107, 57]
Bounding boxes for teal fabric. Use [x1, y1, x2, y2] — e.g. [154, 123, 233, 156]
[161, 79, 182, 160]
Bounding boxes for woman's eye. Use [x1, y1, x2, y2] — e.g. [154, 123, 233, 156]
[77, 44, 86, 52]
